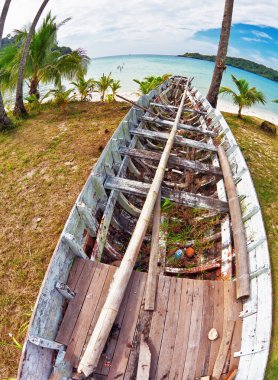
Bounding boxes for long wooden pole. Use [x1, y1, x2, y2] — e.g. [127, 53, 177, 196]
[144, 190, 161, 311]
[218, 145, 250, 299]
[78, 81, 189, 377]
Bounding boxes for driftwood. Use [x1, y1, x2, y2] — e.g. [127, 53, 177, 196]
[218, 145, 250, 299]
[77, 82, 189, 377]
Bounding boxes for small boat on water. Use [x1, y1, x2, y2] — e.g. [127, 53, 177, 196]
[18, 76, 272, 380]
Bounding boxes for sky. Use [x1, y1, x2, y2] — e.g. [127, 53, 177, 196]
[2, 0, 278, 69]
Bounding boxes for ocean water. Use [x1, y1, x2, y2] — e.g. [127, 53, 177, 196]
[88, 54, 278, 119]
[5, 54, 277, 122]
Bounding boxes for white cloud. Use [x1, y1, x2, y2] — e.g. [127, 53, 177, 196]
[252, 30, 272, 39]
[241, 37, 267, 43]
[2, 0, 278, 57]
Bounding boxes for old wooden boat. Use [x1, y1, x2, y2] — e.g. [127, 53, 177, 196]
[18, 76, 272, 380]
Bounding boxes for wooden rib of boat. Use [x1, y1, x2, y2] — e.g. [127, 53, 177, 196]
[17, 76, 272, 380]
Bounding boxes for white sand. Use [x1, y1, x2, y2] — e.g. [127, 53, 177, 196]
[217, 99, 278, 125]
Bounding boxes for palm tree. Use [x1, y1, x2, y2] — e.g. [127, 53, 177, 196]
[71, 74, 94, 101]
[219, 74, 266, 118]
[133, 73, 172, 94]
[14, 0, 50, 117]
[48, 83, 74, 113]
[0, 14, 90, 99]
[110, 80, 121, 101]
[272, 99, 278, 103]
[206, 0, 234, 108]
[95, 73, 113, 102]
[0, 0, 13, 130]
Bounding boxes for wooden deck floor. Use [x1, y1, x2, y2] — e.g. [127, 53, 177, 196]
[55, 258, 242, 379]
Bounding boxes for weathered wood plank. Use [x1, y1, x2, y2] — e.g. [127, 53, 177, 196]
[165, 261, 221, 274]
[142, 115, 215, 136]
[149, 102, 207, 116]
[119, 147, 223, 176]
[105, 176, 229, 213]
[130, 128, 217, 152]
[55, 261, 96, 345]
[195, 281, 215, 378]
[182, 280, 204, 379]
[149, 275, 171, 378]
[96, 270, 135, 376]
[169, 279, 194, 379]
[92, 136, 139, 260]
[212, 319, 235, 380]
[106, 272, 146, 379]
[145, 191, 161, 311]
[207, 281, 224, 374]
[65, 263, 110, 367]
[156, 277, 182, 379]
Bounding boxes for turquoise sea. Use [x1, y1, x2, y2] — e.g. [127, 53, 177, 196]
[88, 54, 278, 121]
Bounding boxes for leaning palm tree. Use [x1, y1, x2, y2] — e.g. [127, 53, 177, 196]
[14, 0, 50, 117]
[206, 0, 234, 108]
[95, 73, 113, 102]
[0, 14, 90, 100]
[219, 74, 266, 118]
[0, 0, 13, 130]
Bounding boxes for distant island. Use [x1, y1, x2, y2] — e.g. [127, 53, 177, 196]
[179, 53, 278, 83]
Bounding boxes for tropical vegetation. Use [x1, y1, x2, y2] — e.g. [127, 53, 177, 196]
[133, 73, 172, 94]
[71, 75, 94, 101]
[13, 0, 50, 116]
[181, 53, 278, 83]
[94, 73, 113, 102]
[219, 74, 266, 118]
[0, 0, 13, 131]
[0, 13, 90, 100]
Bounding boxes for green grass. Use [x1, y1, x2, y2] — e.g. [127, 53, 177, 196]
[0, 101, 130, 379]
[0, 105, 277, 378]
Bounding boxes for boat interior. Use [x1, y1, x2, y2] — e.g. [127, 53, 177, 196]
[18, 77, 272, 380]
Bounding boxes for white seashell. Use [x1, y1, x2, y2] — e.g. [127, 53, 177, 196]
[208, 328, 218, 341]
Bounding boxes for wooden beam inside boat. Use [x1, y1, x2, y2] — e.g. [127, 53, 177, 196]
[78, 82, 190, 377]
[119, 147, 223, 177]
[104, 176, 229, 213]
[130, 128, 217, 152]
[149, 101, 207, 116]
[218, 145, 250, 299]
[141, 115, 216, 136]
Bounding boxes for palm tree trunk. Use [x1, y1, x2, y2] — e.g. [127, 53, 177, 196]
[238, 105, 242, 118]
[0, 0, 13, 130]
[29, 76, 40, 98]
[206, 0, 234, 108]
[13, 0, 49, 117]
